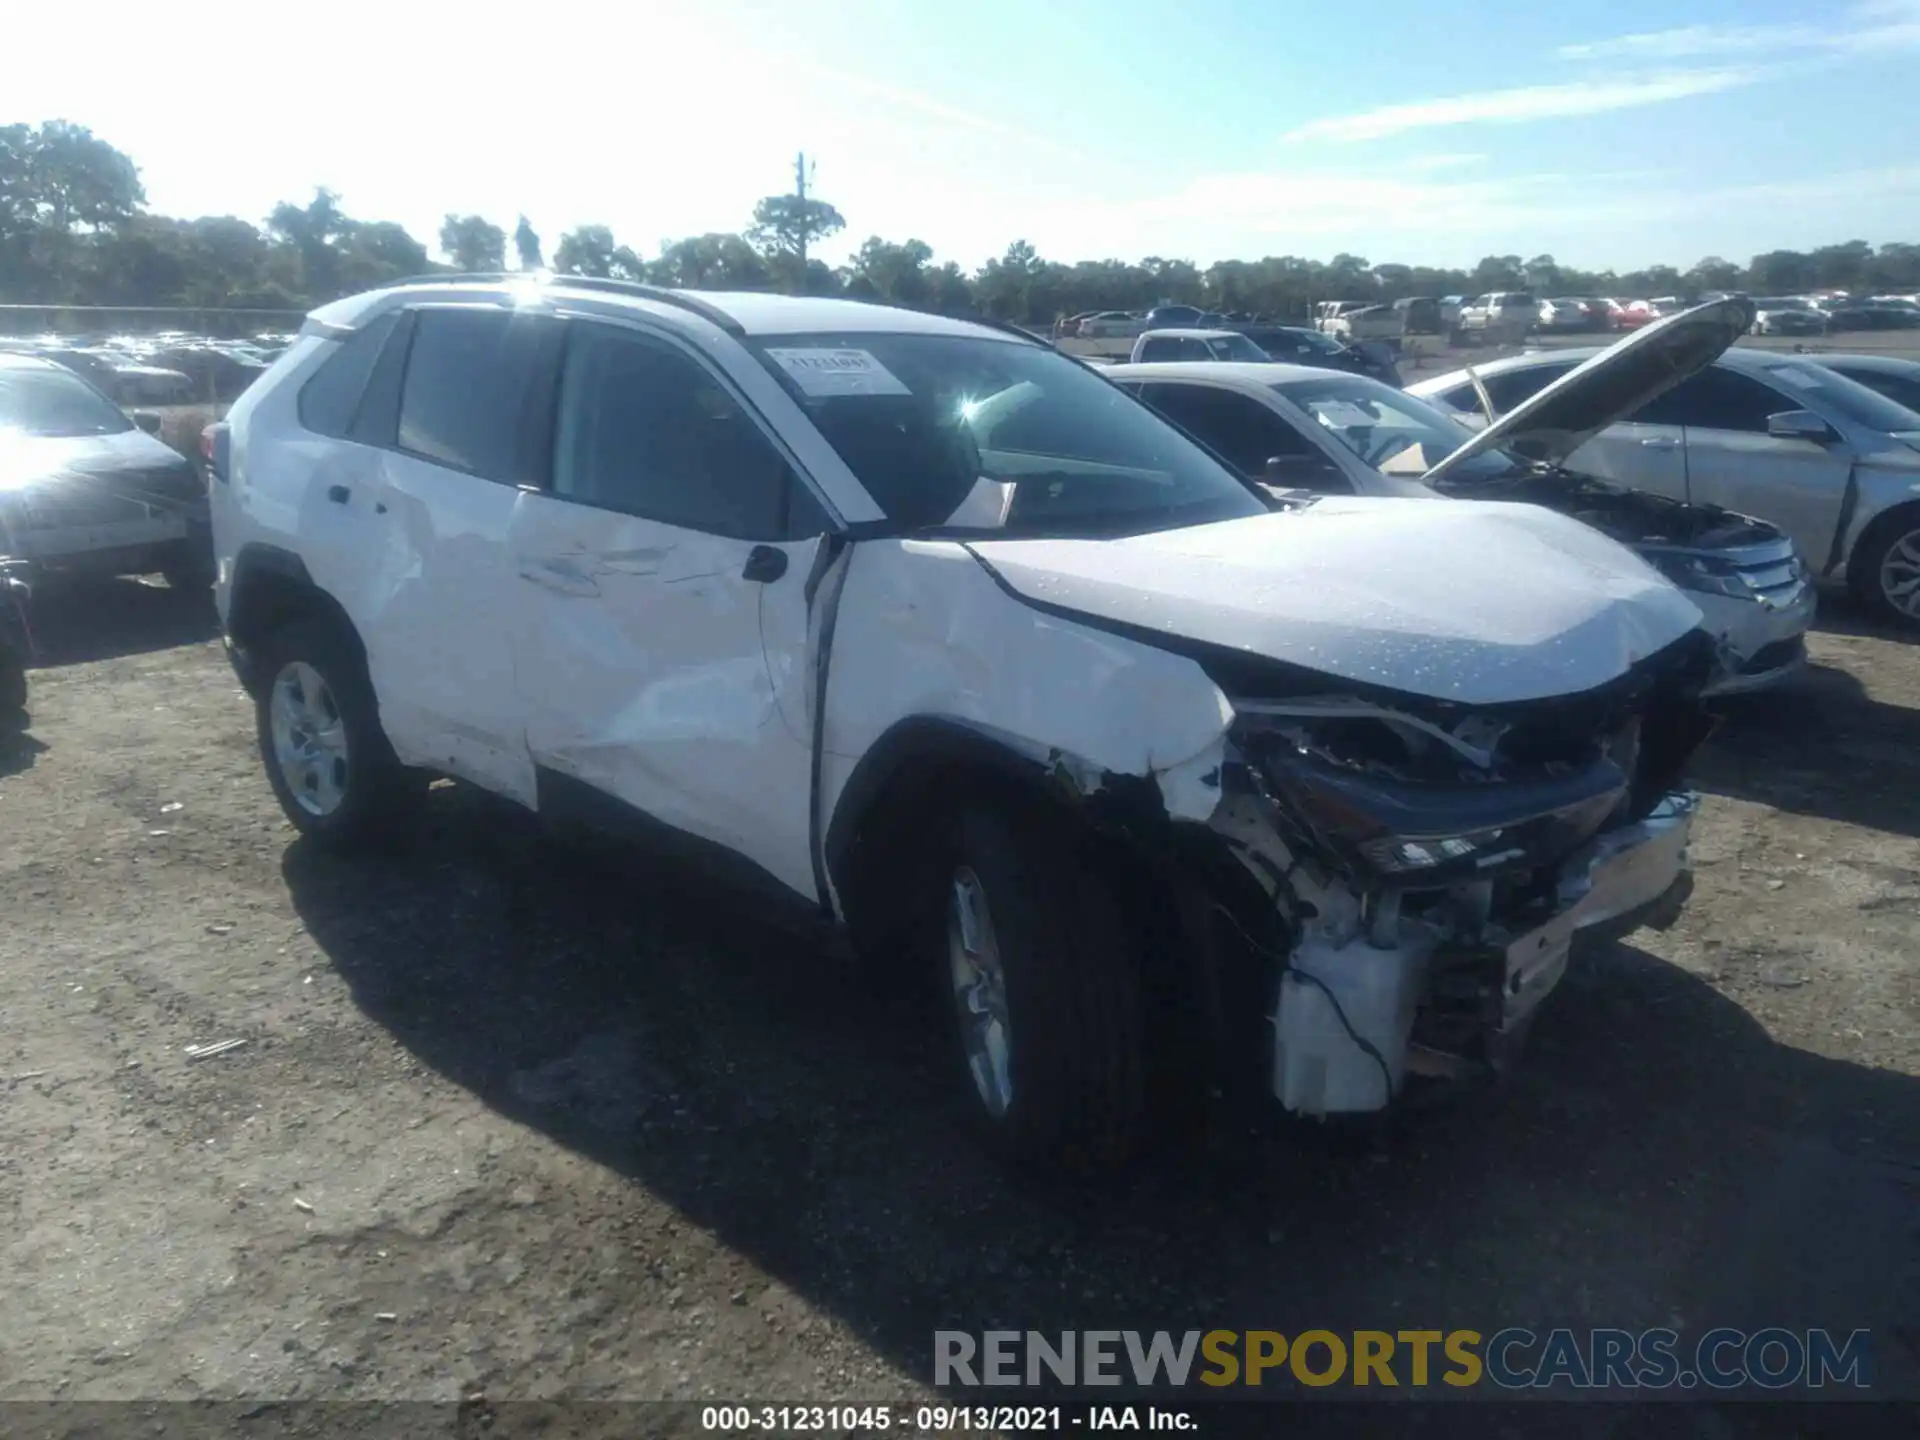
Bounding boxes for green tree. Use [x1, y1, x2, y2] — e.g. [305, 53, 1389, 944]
[847, 236, 934, 304]
[514, 215, 543, 270]
[269, 188, 348, 300]
[656, 233, 769, 290]
[552, 224, 646, 280]
[553, 224, 617, 277]
[1685, 256, 1743, 294]
[747, 193, 846, 280]
[1747, 250, 1814, 294]
[438, 213, 506, 271]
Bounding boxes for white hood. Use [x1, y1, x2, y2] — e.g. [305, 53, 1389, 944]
[966, 497, 1705, 706]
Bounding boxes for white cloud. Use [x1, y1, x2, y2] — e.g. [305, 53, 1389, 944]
[1557, 1, 1920, 61]
[1281, 69, 1761, 143]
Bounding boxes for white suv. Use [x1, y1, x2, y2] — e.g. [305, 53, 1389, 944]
[210, 275, 1719, 1171]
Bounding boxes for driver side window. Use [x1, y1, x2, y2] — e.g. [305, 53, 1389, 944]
[1139, 383, 1352, 493]
[1631, 366, 1788, 432]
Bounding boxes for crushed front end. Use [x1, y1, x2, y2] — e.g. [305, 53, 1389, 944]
[1197, 630, 1717, 1117]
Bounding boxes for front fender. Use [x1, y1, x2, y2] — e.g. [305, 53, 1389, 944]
[818, 540, 1237, 901]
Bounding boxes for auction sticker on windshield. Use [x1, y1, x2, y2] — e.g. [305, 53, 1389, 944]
[1308, 400, 1376, 428]
[766, 348, 911, 397]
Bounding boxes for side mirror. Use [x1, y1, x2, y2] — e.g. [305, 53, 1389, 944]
[1263, 454, 1350, 492]
[131, 409, 162, 436]
[1766, 409, 1836, 442]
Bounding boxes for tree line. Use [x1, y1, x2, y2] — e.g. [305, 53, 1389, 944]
[5, 121, 1919, 328]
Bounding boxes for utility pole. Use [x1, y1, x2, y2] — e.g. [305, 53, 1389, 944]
[795, 151, 812, 269]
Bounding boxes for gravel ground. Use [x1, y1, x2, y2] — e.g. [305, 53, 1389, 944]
[0, 579, 1917, 1426]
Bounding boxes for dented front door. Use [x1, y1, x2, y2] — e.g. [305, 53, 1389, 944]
[508, 320, 826, 901]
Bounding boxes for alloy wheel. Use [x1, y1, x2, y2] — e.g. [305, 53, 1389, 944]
[269, 661, 350, 816]
[1879, 527, 1920, 621]
[947, 866, 1014, 1117]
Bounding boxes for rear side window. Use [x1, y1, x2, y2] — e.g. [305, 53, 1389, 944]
[397, 308, 553, 482]
[296, 311, 399, 438]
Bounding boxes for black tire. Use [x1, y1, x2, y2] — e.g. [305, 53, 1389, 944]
[160, 535, 216, 597]
[1848, 505, 1920, 631]
[0, 650, 25, 727]
[254, 618, 422, 848]
[935, 798, 1146, 1174]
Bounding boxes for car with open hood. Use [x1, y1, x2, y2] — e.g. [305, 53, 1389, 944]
[209, 276, 1718, 1173]
[1110, 300, 1814, 693]
[1410, 320, 1920, 628]
[0, 353, 213, 593]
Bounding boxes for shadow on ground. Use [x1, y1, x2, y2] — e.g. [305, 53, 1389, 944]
[283, 789, 1920, 1401]
[24, 575, 217, 667]
[1697, 643, 1920, 838]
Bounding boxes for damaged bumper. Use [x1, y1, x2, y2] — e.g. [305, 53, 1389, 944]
[1270, 791, 1697, 1117]
[1192, 633, 1718, 1120]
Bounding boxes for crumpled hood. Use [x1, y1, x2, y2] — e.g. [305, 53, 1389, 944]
[966, 498, 1705, 706]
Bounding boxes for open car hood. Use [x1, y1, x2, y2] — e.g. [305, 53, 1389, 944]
[966, 498, 1704, 706]
[1421, 298, 1756, 487]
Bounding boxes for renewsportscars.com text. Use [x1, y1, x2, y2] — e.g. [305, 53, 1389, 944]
[933, 1328, 1874, 1391]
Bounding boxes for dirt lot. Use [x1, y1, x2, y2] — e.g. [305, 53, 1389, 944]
[1, 578, 1917, 1422]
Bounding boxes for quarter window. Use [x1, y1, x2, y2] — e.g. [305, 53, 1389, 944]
[297, 310, 399, 438]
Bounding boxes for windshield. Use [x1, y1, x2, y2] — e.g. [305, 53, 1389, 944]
[1763, 360, 1920, 436]
[1270, 373, 1513, 482]
[0, 365, 133, 437]
[750, 332, 1267, 538]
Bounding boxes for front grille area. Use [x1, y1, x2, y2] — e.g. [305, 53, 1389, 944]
[1724, 538, 1808, 604]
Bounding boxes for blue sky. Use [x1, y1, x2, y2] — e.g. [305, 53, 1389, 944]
[11, 0, 1920, 272]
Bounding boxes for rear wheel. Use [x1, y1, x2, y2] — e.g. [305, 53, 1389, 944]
[255, 619, 422, 848]
[1850, 506, 1920, 630]
[936, 800, 1145, 1174]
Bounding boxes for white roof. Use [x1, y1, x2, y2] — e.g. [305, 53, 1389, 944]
[1136, 328, 1246, 341]
[312, 277, 1026, 344]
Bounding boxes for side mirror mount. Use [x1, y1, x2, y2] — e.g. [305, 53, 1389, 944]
[1766, 409, 1836, 442]
[131, 409, 162, 436]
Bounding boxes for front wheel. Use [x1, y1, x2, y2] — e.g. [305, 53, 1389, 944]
[255, 619, 422, 848]
[937, 801, 1145, 1174]
[1851, 508, 1920, 630]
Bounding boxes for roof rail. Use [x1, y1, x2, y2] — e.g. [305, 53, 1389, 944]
[379, 271, 746, 336]
[960, 315, 1051, 348]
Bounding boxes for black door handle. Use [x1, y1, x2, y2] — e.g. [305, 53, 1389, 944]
[742, 545, 788, 584]
[326, 485, 350, 505]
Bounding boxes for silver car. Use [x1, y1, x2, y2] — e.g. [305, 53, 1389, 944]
[1108, 301, 1817, 695]
[1410, 339, 1920, 627]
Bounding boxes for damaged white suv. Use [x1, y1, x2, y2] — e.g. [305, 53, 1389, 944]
[210, 276, 1718, 1171]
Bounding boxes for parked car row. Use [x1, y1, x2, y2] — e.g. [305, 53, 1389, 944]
[177, 278, 1920, 1175]
[0, 329, 288, 406]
